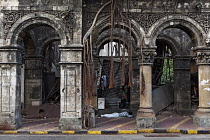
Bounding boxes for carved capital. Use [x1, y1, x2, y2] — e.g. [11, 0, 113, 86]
[137, 49, 156, 65]
[195, 51, 210, 65]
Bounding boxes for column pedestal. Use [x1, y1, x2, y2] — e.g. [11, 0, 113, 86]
[136, 108, 156, 128]
[59, 118, 82, 130]
[136, 117, 156, 128]
[194, 111, 210, 127]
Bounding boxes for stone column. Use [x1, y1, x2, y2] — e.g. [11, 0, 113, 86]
[174, 55, 191, 115]
[136, 48, 156, 128]
[0, 45, 23, 129]
[24, 56, 43, 108]
[193, 49, 210, 127]
[59, 44, 83, 130]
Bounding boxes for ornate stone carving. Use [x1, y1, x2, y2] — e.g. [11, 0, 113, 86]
[84, 12, 169, 33]
[45, 10, 75, 40]
[129, 12, 210, 33]
[128, 0, 177, 10]
[187, 13, 210, 33]
[3, 10, 75, 40]
[128, 0, 139, 9]
[195, 51, 210, 65]
[128, 12, 170, 32]
[84, 11, 210, 35]
[4, 10, 32, 37]
[137, 50, 156, 65]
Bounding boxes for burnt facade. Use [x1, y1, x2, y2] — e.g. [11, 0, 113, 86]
[0, 0, 210, 129]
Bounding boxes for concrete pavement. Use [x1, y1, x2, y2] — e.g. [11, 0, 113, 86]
[19, 111, 200, 131]
[1, 110, 210, 135]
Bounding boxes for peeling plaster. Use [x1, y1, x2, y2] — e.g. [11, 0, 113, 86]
[203, 87, 210, 91]
[201, 79, 210, 85]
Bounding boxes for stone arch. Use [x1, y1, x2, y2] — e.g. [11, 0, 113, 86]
[95, 17, 145, 48]
[83, 15, 144, 112]
[156, 34, 181, 56]
[4, 12, 67, 121]
[148, 15, 203, 116]
[37, 34, 60, 55]
[5, 12, 68, 46]
[83, 15, 145, 52]
[96, 36, 130, 55]
[148, 15, 206, 48]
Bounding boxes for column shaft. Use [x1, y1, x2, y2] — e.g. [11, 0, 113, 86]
[193, 49, 210, 127]
[136, 65, 156, 128]
[139, 65, 153, 115]
[197, 65, 210, 112]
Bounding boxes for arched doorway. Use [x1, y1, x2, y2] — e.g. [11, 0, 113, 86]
[17, 25, 61, 118]
[0, 12, 78, 129]
[82, 0, 144, 128]
[152, 27, 196, 114]
[146, 15, 206, 127]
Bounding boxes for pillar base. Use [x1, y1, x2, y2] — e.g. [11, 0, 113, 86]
[59, 118, 82, 130]
[136, 108, 156, 128]
[193, 110, 210, 127]
[136, 117, 156, 128]
[0, 113, 22, 130]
